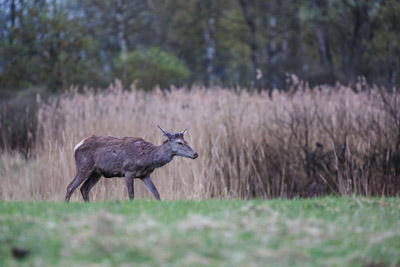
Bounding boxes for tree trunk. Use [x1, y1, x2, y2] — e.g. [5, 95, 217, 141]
[388, 44, 398, 91]
[116, 0, 128, 82]
[311, 0, 332, 68]
[238, 0, 258, 86]
[9, 0, 16, 44]
[147, 0, 162, 44]
[315, 27, 332, 67]
[116, 0, 128, 57]
[298, 21, 308, 72]
[202, 0, 216, 87]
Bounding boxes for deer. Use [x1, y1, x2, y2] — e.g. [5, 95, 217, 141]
[65, 126, 198, 202]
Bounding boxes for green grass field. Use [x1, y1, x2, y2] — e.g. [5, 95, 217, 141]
[1, 197, 399, 266]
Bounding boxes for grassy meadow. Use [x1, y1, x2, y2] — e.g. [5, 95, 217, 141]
[1, 82, 400, 265]
[1, 1, 400, 265]
[1, 197, 399, 266]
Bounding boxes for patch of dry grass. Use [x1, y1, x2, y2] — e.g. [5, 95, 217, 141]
[1, 79, 400, 200]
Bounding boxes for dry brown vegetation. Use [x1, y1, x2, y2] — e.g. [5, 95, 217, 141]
[1, 79, 400, 201]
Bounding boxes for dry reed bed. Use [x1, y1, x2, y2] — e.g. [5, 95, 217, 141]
[1, 81, 399, 201]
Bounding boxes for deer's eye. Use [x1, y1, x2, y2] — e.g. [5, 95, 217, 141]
[177, 141, 183, 145]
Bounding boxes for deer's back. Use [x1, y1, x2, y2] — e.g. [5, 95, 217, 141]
[74, 135, 146, 153]
[74, 135, 155, 177]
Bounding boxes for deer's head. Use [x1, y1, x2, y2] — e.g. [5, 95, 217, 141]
[158, 126, 198, 159]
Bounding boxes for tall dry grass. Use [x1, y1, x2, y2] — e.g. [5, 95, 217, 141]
[1, 79, 399, 201]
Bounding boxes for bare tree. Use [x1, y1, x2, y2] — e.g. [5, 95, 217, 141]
[238, 0, 258, 84]
[311, 0, 333, 69]
[202, 0, 216, 87]
[116, 0, 128, 80]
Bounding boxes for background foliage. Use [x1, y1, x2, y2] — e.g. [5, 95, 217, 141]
[1, 0, 399, 92]
[1, 0, 400, 197]
[114, 47, 191, 89]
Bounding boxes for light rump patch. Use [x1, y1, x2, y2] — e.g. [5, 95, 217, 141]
[74, 138, 87, 151]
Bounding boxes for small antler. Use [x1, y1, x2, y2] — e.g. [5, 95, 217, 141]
[181, 128, 188, 136]
[157, 125, 173, 138]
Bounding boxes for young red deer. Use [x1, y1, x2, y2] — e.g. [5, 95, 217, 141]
[65, 126, 198, 202]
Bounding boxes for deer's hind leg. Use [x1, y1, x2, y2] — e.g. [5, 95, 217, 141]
[65, 168, 93, 202]
[125, 172, 135, 200]
[142, 176, 161, 201]
[80, 172, 102, 202]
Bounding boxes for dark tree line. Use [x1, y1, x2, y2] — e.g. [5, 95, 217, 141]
[0, 0, 399, 92]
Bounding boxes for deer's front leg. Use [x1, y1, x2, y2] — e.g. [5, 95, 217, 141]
[142, 176, 161, 200]
[125, 172, 134, 200]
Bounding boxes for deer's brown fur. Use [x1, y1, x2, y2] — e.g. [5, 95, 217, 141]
[65, 126, 198, 202]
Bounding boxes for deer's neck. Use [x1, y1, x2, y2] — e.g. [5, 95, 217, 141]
[150, 141, 174, 168]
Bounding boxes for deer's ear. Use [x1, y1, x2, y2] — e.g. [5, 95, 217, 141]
[157, 125, 172, 139]
[181, 128, 188, 136]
